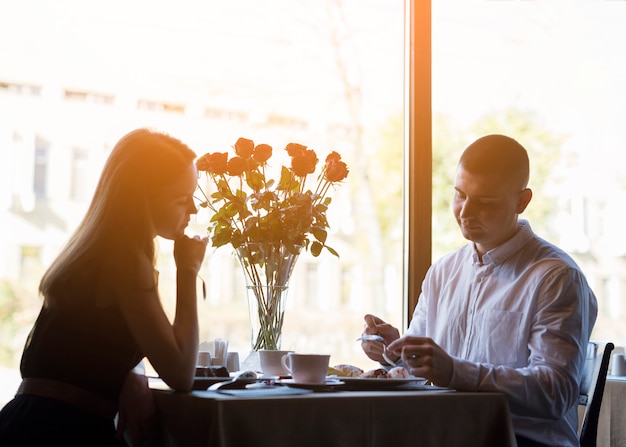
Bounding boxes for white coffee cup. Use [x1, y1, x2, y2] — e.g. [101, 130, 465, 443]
[227, 352, 240, 372]
[611, 353, 626, 376]
[259, 350, 294, 376]
[197, 351, 212, 367]
[281, 353, 330, 384]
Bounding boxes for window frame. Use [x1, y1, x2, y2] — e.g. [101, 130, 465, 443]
[404, 0, 432, 327]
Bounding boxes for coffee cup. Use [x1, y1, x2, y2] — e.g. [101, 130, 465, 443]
[611, 353, 626, 376]
[259, 350, 294, 376]
[227, 352, 240, 372]
[281, 353, 330, 384]
[197, 351, 212, 367]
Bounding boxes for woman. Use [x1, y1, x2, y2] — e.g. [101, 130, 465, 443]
[0, 128, 208, 446]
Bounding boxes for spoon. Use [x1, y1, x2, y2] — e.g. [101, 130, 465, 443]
[356, 334, 398, 367]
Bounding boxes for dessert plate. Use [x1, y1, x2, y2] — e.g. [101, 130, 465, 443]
[277, 378, 345, 391]
[336, 377, 428, 390]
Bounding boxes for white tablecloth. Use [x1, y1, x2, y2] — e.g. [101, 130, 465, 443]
[596, 377, 626, 447]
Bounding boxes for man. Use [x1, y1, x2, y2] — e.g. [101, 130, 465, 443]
[362, 134, 597, 447]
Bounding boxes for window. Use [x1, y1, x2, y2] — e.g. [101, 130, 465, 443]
[137, 99, 186, 114]
[70, 147, 89, 202]
[3, 0, 622, 394]
[0, 1, 406, 377]
[33, 137, 50, 200]
[430, 0, 626, 348]
[63, 89, 115, 105]
[20, 246, 43, 281]
[0, 81, 42, 96]
[204, 107, 248, 122]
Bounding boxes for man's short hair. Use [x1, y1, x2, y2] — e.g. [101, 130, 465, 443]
[459, 134, 530, 187]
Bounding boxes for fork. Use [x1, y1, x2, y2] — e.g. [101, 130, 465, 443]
[356, 334, 398, 367]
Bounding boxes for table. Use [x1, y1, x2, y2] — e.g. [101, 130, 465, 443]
[596, 377, 626, 447]
[147, 379, 517, 447]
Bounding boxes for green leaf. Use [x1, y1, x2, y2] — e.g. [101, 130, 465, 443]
[212, 227, 233, 247]
[310, 241, 323, 257]
[277, 166, 292, 189]
[315, 203, 328, 213]
[246, 170, 264, 192]
[325, 245, 340, 258]
[312, 228, 327, 243]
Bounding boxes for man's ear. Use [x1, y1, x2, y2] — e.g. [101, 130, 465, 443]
[517, 188, 533, 214]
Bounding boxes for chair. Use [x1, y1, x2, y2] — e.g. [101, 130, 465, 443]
[578, 340, 614, 447]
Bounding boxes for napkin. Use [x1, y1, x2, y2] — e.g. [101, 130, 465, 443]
[214, 338, 228, 357]
[213, 338, 229, 362]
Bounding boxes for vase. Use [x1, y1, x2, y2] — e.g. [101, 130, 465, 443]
[235, 242, 301, 351]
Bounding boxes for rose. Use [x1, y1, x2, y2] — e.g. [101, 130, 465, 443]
[227, 157, 247, 176]
[253, 144, 272, 163]
[234, 137, 255, 158]
[290, 149, 318, 176]
[197, 152, 228, 175]
[285, 142, 307, 157]
[324, 152, 349, 182]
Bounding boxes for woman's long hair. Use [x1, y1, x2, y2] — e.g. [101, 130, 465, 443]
[39, 128, 197, 302]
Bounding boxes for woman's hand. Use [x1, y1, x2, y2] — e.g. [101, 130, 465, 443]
[173, 235, 208, 275]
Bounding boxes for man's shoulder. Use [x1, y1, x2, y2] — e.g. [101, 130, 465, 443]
[525, 234, 582, 270]
[431, 244, 473, 269]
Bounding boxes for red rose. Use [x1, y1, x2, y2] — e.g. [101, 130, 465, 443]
[227, 156, 247, 176]
[197, 152, 228, 175]
[326, 151, 341, 163]
[291, 149, 318, 177]
[325, 159, 349, 182]
[234, 137, 255, 158]
[253, 144, 272, 164]
[285, 143, 307, 157]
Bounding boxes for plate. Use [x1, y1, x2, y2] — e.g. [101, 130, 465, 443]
[192, 376, 232, 390]
[277, 378, 345, 391]
[336, 377, 428, 389]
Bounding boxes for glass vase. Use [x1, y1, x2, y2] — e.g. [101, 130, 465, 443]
[235, 242, 301, 351]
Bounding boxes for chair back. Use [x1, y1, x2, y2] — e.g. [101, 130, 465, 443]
[579, 341, 614, 447]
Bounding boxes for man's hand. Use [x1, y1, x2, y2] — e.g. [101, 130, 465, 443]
[360, 314, 401, 365]
[386, 336, 454, 386]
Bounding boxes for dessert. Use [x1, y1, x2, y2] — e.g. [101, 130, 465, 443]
[360, 368, 388, 378]
[330, 364, 364, 377]
[328, 364, 412, 379]
[387, 366, 411, 378]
